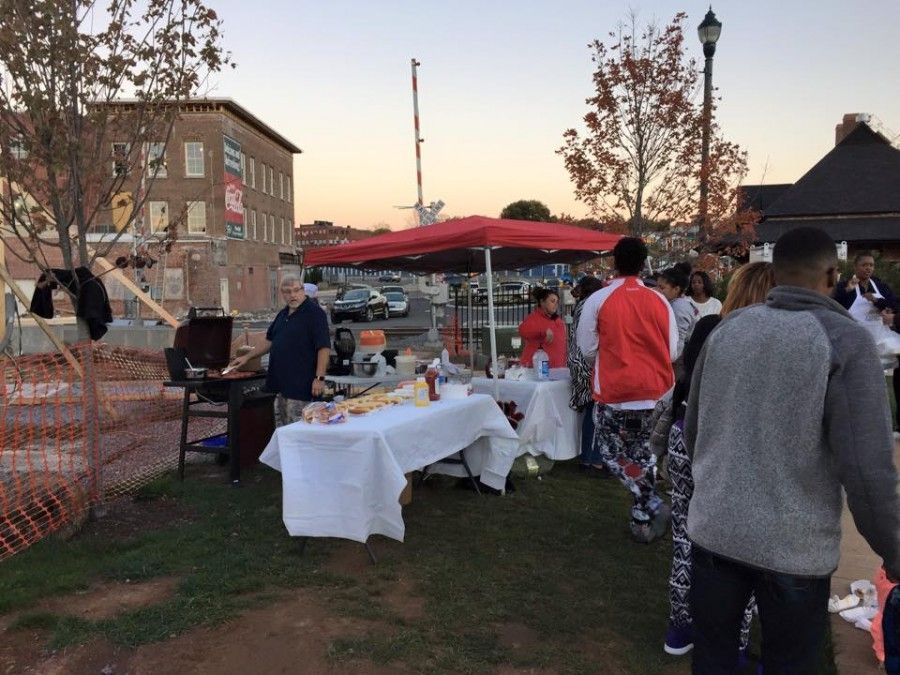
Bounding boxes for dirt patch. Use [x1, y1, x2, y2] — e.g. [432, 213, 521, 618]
[328, 541, 376, 578]
[78, 494, 196, 542]
[4, 589, 418, 675]
[39, 577, 180, 621]
[379, 576, 426, 623]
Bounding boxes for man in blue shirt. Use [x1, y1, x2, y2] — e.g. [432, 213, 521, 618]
[229, 274, 331, 425]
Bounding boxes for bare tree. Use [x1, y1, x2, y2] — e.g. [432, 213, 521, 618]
[0, 0, 231, 282]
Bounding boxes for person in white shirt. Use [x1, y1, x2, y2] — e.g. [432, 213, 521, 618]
[687, 271, 722, 319]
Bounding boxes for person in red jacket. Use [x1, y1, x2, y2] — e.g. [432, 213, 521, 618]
[518, 287, 567, 368]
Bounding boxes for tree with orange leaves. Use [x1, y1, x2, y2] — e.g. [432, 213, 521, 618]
[558, 12, 752, 243]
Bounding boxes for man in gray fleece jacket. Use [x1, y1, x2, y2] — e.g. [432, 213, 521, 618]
[685, 227, 900, 673]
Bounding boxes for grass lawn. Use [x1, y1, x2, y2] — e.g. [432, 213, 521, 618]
[0, 461, 834, 673]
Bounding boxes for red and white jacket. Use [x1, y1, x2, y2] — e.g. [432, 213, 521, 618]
[575, 277, 678, 409]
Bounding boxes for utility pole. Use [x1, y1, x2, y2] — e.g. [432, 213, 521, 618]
[411, 58, 424, 215]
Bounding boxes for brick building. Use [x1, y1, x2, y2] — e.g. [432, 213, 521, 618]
[3, 98, 302, 316]
[295, 220, 375, 248]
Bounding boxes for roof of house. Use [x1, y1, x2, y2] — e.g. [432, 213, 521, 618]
[755, 215, 900, 243]
[763, 123, 900, 217]
[738, 183, 793, 212]
[104, 98, 302, 154]
[754, 123, 900, 243]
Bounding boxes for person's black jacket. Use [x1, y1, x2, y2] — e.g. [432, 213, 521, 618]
[29, 267, 112, 340]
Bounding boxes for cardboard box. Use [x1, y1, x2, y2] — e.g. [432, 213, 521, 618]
[399, 472, 413, 506]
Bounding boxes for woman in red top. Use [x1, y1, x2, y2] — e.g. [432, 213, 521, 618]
[518, 287, 567, 368]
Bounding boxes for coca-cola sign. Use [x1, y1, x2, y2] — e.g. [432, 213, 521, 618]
[223, 135, 244, 239]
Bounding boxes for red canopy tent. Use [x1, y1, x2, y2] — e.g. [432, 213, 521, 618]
[303, 215, 622, 273]
[304, 216, 622, 397]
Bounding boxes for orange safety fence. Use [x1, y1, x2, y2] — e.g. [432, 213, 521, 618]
[0, 342, 225, 561]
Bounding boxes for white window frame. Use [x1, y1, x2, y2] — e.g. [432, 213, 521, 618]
[10, 134, 28, 160]
[280, 217, 286, 244]
[268, 166, 275, 196]
[148, 200, 168, 232]
[186, 201, 207, 233]
[184, 142, 205, 177]
[146, 142, 167, 178]
[111, 142, 130, 178]
[261, 212, 267, 241]
[240, 152, 247, 185]
[249, 157, 256, 189]
[278, 172, 284, 200]
[286, 176, 292, 203]
[260, 162, 267, 193]
[250, 210, 257, 240]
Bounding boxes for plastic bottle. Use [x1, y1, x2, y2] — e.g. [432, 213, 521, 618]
[532, 345, 550, 381]
[414, 377, 430, 407]
[425, 364, 440, 401]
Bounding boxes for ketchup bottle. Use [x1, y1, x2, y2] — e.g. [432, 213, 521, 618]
[425, 365, 440, 401]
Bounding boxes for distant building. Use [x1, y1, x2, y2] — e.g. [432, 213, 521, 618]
[3, 98, 302, 316]
[295, 221, 375, 249]
[295, 221, 381, 280]
[751, 114, 900, 259]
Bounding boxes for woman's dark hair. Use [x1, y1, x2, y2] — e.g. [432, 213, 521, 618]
[532, 286, 559, 304]
[659, 262, 691, 294]
[854, 250, 875, 264]
[575, 276, 604, 301]
[689, 271, 715, 299]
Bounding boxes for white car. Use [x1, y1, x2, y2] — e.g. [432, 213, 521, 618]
[384, 291, 409, 317]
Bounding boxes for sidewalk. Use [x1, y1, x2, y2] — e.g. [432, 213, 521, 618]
[829, 440, 899, 674]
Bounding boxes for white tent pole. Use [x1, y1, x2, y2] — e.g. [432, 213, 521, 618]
[484, 247, 500, 400]
[467, 274, 474, 371]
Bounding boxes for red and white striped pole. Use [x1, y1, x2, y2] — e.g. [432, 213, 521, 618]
[411, 58, 424, 217]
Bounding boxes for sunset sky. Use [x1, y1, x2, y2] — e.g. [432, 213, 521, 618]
[210, 0, 900, 230]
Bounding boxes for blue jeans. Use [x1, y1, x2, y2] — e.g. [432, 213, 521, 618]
[579, 401, 599, 465]
[691, 546, 830, 674]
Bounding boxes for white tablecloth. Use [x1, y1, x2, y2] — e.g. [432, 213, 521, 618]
[259, 394, 519, 543]
[471, 370, 579, 461]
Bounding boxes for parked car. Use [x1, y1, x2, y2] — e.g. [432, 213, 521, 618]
[380, 284, 407, 298]
[335, 283, 371, 300]
[384, 292, 409, 317]
[496, 281, 532, 303]
[443, 273, 465, 289]
[330, 288, 389, 322]
[378, 272, 401, 283]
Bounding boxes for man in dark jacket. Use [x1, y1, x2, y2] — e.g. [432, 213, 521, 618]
[685, 228, 900, 673]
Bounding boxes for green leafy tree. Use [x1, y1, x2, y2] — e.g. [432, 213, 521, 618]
[500, 200, 554, 222]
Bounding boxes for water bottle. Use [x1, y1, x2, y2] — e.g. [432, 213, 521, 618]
[532, 346, 550, 381]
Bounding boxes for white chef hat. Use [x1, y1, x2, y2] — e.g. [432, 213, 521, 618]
[303, 283, 318, 298]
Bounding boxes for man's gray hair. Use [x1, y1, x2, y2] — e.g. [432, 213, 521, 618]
[280, 273, 303, 288]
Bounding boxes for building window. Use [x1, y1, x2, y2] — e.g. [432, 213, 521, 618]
[147, 142, 167, 178]
[186, 201, 206, 233]
[268, 166, 275, 196]
[249, 157, 256, 189]
[278, 172, 284, 200]
[250, 210, 257, 240]
[269, 213, 275, 242]
[261, 212, 267, 241]
[280, 217, 286, 245]
[184, 142, 204, 177]
[260, 162, 267, 193]
[112, 142, 130, 177]
[10, 134, 28, 160]
[148, 201, 168, 232]
[240, 153, 247, 185]
[286, 176, 292, 203]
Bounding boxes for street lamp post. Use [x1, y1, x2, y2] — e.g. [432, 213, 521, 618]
[697, 6, 722, 237]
